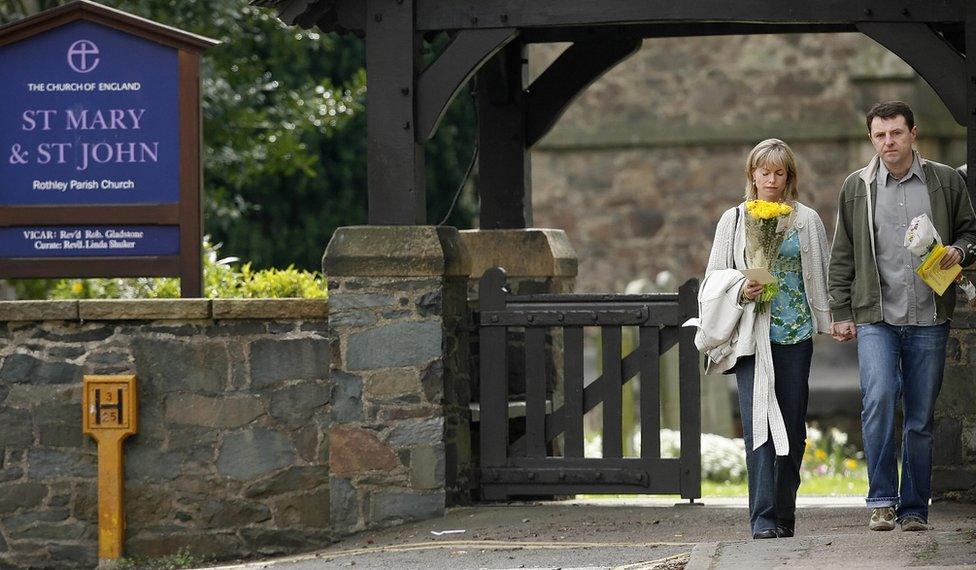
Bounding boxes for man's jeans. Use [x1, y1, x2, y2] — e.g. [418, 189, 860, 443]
[856, 322, 949, 522]
[735, 339, 812, 535]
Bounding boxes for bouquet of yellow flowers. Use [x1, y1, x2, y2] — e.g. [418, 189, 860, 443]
[744, 199, 793, 312]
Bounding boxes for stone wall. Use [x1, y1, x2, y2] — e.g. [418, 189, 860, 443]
[323, 226, 473, 536]
[529, 33, 966, 293]
[935, 289, 976, 500]
[0, 299, 333, 568]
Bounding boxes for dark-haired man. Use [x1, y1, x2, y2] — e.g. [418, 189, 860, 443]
[829, 101, 976, 532]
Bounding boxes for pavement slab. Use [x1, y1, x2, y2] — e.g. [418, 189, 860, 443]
[206, 498, 976, 570]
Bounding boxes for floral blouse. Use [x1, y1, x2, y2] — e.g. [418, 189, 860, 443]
[770, 230, 814, 344]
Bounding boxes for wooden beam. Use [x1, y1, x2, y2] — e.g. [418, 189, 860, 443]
[416, 0, 965, 31]
[526, 38, 641, 148]
[416, 27, 517, 141]
[858, 22, 967, 126]
[520, 22, 852, 44]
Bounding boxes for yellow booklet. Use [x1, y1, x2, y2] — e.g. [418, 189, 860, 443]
[916, 244, 961, 295]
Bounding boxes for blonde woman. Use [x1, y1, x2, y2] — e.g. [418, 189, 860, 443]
[704, 139, 831, 539]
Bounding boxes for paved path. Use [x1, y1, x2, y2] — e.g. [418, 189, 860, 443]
[208, 498, 976, 569]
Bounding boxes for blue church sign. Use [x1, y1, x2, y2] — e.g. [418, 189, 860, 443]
[0, 1, 218, 295]
[1, 20, 180, 206]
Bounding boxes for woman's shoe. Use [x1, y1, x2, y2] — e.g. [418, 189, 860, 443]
[775, 526, 794, 538]
[753, 529, 778, 539]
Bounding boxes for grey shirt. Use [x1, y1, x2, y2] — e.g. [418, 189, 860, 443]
[874, 154, 939, 325]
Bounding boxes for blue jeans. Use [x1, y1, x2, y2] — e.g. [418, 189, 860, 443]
[856, 322, 948, 522]
[735, 339, 812, 535]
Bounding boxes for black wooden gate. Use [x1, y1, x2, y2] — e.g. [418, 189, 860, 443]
[478, 267, 701, 500]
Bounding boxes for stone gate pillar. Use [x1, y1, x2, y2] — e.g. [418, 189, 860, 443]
[322, 226, 470, 534]
[934, 280, 976, 500]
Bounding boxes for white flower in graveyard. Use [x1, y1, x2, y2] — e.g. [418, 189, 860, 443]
[830, 427, 848, 446]
[807, 425, 823, 443]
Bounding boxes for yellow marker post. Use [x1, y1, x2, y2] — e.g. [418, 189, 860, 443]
[82, 375, 138, 564]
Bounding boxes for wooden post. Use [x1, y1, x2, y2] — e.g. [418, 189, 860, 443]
[366, 0, 426, 224]
[82, 375, 138, 564]
[477, 43, 532, 229]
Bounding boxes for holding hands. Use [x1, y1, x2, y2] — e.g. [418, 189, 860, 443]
[831, 321, 856, 342]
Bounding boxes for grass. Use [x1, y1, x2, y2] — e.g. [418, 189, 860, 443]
[580, 473, 869, 500]
[115, 549, 209, 570]
[703, 473, 868, 497]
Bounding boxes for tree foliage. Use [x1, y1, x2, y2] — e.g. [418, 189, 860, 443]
[0, 0, 477, 272]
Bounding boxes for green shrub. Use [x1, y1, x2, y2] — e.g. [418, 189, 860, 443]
[39, 238, 326, 300]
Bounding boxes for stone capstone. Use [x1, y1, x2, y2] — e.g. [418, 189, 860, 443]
[329, 427, 398, 476]
[323, 226, 465, 277]
[346, 322, 442, 370]
[211, 299, 328, 319]
[78, 299, 210, 320]
[0, 300, 78, 321]
[217, 427, 296, 480]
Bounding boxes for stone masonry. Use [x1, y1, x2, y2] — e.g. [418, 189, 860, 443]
[0, 299, 332, 568]
[323, 226, 471, 533]
[935, 284, 976, 500]
[529, 34, 966, 294]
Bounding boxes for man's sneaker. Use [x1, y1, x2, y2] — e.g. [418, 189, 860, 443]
[899, 515, 929, 531]
[868, 507, 896, 531]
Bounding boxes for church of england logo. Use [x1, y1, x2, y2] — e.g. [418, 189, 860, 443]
[67, 39, 99, 73]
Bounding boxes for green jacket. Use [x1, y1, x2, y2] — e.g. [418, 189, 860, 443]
[828, 153, 976, 324]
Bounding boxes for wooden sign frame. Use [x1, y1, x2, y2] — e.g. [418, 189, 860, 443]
[0, 1, 219, 297]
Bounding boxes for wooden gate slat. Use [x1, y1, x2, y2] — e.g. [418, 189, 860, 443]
[510, 327, 678, 453]
[601, 326, 623, 458]
[525, 327, 547, 458]
[479, 268, 509, 475]
[639, 326, 661, 458]
[678, 279, 702, 499]
[563, 326, 584, 457]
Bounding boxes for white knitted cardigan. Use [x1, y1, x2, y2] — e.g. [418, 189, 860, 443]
[705, 201, 831, 455]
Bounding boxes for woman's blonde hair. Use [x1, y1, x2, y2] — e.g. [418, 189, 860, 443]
[744, 138, 799, 201]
